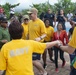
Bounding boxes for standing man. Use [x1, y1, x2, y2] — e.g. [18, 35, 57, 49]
[27, 8, 47, 75]
[22, 15, 29, 40]
[10, 7, 15, 19]
[0, 17, 10, 49]
[67, 11, 73, 21]
[44, 9, 56, 27]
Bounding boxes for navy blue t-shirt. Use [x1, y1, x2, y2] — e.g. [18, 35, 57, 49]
[44, 13, 55, 27]
[57, 15, 66, 30]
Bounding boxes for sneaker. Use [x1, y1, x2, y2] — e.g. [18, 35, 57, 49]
[55, 68, 59, 73]
[62, 61, 66, 67]
[43, 64, 47, 69]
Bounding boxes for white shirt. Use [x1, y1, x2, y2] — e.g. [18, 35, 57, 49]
[10, 8, 15, 14]
[67, 13, 73, 20]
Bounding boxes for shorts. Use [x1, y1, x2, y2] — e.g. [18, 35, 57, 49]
[32, 53, 41, 60]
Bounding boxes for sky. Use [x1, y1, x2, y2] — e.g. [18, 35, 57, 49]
[0, 0, 76, 11]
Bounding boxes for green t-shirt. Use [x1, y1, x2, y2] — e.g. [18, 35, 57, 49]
[0, 26, 10, 49]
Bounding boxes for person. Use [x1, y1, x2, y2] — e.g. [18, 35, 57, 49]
[40, 12, 45, 21]
[57, 9, 67, 30]
[42, 18, 54, 69]
[52, 23, 69, 72]
[21, 15, 29, 40]
[0, 6, 4, 14]
[68, 20, 76, 39]
[0, 20, 61, 75]
[0, 6, 5, 18]
[27, 8, 48, 75]
[0, 17, 10, 49]
[68, 20, 76, 70]
[44, 9, 56, 27]
[18, 13, 23, 23]
[10, 7, 15, 19]
[58, 26, 76, 75]
[72, 13, 76, 22]
[67, 11, 73, 21]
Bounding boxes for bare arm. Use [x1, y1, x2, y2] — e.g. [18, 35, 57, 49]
[46, 40, 59, 49]
[40, 34, 46, 39]
[35, 34, 46, 42]
[60, 45, 75, 54]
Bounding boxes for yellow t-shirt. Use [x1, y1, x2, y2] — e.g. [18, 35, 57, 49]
[22, 23, 28, 40]
[68, 27, 76, 48]
[44, 26, 54, 42]
[28, 18, 46, 42]
[0, 39, 46, 75]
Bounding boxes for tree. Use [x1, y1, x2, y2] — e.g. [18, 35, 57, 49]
[0, 3, 20, 19]
[29, 1, 53, 17]
[54, 0, 76, 14]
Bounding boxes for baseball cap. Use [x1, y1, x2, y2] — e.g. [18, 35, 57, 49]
[0, 17, 7, 23]
[23, 15, 29, 20]
[27, 8, 38, 14]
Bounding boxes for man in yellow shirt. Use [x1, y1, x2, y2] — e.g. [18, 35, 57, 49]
[22, 15, 29, 40]
[59, 27, 76, 75]
[0, 20, 61, 75]
[27, 8, 47, 75]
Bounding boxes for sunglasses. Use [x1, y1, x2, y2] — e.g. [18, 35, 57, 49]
[24, 18, 29, 21]
[29, 13, 33, 15]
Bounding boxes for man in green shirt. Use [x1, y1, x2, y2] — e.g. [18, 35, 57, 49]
[0, 17, 10, 49]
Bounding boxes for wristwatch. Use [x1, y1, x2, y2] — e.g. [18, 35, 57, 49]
[40, 37, 43, 40]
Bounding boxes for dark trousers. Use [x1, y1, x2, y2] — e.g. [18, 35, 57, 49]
[70, 68, 76, 75]
[54, 47, 65, 68]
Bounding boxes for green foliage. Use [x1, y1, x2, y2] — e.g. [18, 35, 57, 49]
[1, 0, 76, 19]
[0, 3, 20, 19]
[54, 0, 74, 14]
[29, 1, 53, 16]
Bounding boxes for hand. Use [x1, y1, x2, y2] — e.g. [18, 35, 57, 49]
[56, 40, 63, 47]
[1, 40, 8, 43]
[34, 37, 41, 42]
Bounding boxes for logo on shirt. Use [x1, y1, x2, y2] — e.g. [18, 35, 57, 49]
[9, 47, 29, 57]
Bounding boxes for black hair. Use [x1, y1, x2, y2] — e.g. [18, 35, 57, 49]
[57, 22, 63, 29]
[44, 18, 50, 23]
[9, 20, 23, 39]
[58, 9, 64, 15]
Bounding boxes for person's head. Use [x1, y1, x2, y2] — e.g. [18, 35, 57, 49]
[22, 15, 29, 24]
[57, 23, 63, 31]
[59, 9, 64, 15]
[27, 8, 38, 20]
[0, 17, 8, 28]
[47, 9, 52, 14]
[70, 20, 76, 28]
[44, 18, 50, 27]
[9, 20, 23, 39]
